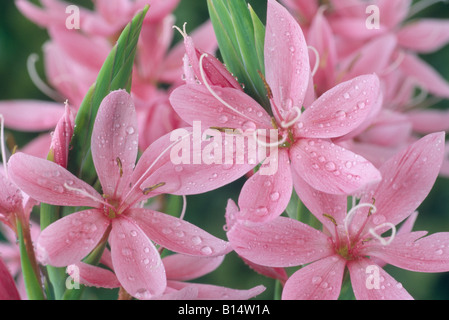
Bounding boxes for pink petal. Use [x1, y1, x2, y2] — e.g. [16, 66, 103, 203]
[347, 258, 413, 300]
[128, 208, 231, 257]
[400, 52, 449, 98]
[281, 0, 318, 24]
[282, 255, 346, 300]
[330, 18, 387, 41]
[8, 152, 104, 208]
[66, 262, 121, 289]
[163, 254, 224, 281]
[265, 0, 310, 121]
[398, 19, 449, 53]
[110, 216, 166, 299]
[138, 0, 180, 23]
[37, 209, 110, 267]
[152, 285, 199, 300]
[20, 134, 52, 159]
[91, 90, 138, 199]
[408, 109, 449, 134]
[377, 0, 411, 29]
[167, 281, 266, 300]
[291, 171, 347, 237]
[367, 232, 449, 272]
[0, 257, 20, 300]
[227, 216, 332, 268]
[290, 139, 381, 195]
[169, 84, 272, 129]
[49, 103, 74, 168]
[0, 173, 23, 214]
[356, 132, 445, 231]
[237, 149, 292, 223]
[0, 100, 64, 131]
[297, 74, 380, 139]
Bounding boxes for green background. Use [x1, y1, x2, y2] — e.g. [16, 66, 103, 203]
[0, 0, 449, 300]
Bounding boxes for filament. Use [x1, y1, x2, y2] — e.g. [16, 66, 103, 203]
[27, 53, 62, 102]
[368, 222, 397, 246]
[280, 107, 302, 129]
[0, 115, 8, 178]
[344, 202, 377, 235]
[308, 45, 320, 77]
[63, 183, 112, 209]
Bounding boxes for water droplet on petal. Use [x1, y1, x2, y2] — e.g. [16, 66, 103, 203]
[219, 115, 228, 124]
[270, 192, 280, 202]
[201, 246, 213, 255]
[126, 126, 135, 135]
[191, 236, 202, 245]
[335, 110, 347, 120]
[325, 161, 336, 172]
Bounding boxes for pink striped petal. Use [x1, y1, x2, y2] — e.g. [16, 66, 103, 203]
[357, 132, 445, 230]
[163, 254, 224, 281]
[297, 74, 380, 139]
[291, 171, 347, 237]
[400, 52, 449, 98]
[265, 0, 310, 122]
[110, 216, 166, 299]
[0, 257, 20, 300]
[0, 100, 64, 131]
[167, 281, 266, 300]
[8, 152, 104, 208]
[282, 255, 346, 300]
[367, 232, 449, 272]
[169, 84, 272, 130]
[66, 262, 121, 289]
[237, 149, 292, 223]
[398, 19, 449, 53]
[348, 258, 413, 300]
[37, 209, 110, 267]
[91, 90, 138, 199]
[128, 208, 231, 257]
[227, 216, 332, 268]
[290, 139, 381, 195]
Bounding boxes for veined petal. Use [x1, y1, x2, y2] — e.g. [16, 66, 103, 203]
[167, 281, 266, 300]
[282, 255, 346, 300]
[237, 149, 292, 223]
[367, 232, 449, 272]
[297, 74, 380, 139]
[227, 216, 332, 268]
[110, 216, 166, 299]
[348, 258, 413, 300]
[398, 19, 449, 53]
[290, 139, 381, 195]
[37, 209, 110, 267]
[66, 262, 121, 289]
[400, 52, 449, 99]
[265, 0, 310, 121]
[163, 254, 224, 281]
[128, 208, 231, 257]
[169, 84, 271, 129]
[8, 152, 104, 208]
[356, 132, 445, 231]
[91, 90, 138, 199]
[0, 100, 64, 131]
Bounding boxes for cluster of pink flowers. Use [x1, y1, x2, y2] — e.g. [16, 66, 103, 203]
[0, 0, 449, 300]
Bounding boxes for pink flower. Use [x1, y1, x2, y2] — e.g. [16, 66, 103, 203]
[0, 256, 21, 300]
[228, 132, 449, 300]
[7, 90, 252, 299]
[66, 251, 265, 300]
[170, 0, 381, 222]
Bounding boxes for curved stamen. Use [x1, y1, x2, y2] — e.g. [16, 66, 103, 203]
[0, 115, 8, 179]
[380, 50, 405, 76]
[344, 202, 377, 235]
[252, 130, 287, 148]
[180, 195, 187, 220]
[369, 222, 397, 246]
[199, 54, 256, 124]
[172, 22, 188, 39]
[308, 45, 320, 78]
[27, 54, 62, 102]
[280, 106, 302, 129]
[63, 183, 113, 209]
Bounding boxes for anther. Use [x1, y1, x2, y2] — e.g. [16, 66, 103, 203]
[116, 157, 123, 178]
[142, 182, 166, 195]
[323, 213, 337, 226]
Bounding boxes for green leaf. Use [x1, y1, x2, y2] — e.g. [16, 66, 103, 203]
[207, 0, 269, 110]
[67, 5, 149, 184]
[17, 219, 46, 300]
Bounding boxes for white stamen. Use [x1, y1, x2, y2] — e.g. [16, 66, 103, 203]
[408, 0, 448, 18]
[308, 45, 320, 78]
[0, 114, 8, 178]
[26, 53, 62, 102]
[63, 183, 109, 207]
[252, 130, 288, 147]
[344, 202, 377, 235]
[369, 222, 397, 246]
[280, 107, 302, 129]
[380, 50, 405, 76]
[199, 54, 255, 123]
[180, 195, 187, 220]
[172, 22, 188, 38]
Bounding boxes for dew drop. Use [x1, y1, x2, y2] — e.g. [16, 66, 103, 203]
[270, 192, 280, 202]
[122, 248, 132, 256]
[130, 230, 138, 237]
[335, 110, 347, 120]
[312, 276, 322, 285]
[324, 161, 336, 172]
[219, 115, 229, 124]
[191, 235, 202, 245]
[201, 246, 213, 255]
[126, 126, 135, 135]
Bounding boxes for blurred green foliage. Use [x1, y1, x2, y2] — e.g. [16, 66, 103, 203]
[0, 0, 448, 300]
